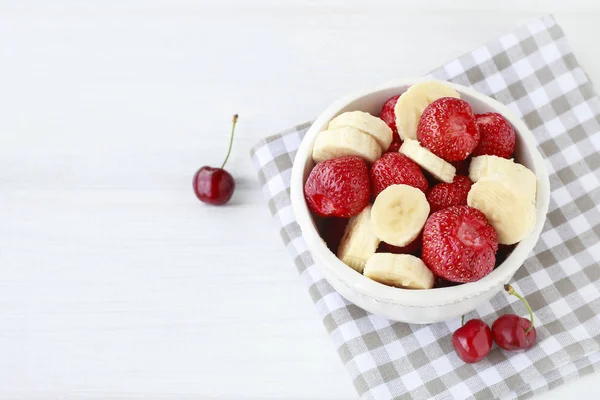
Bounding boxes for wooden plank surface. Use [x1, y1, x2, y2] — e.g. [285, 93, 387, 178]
[0, 1, 599, 398]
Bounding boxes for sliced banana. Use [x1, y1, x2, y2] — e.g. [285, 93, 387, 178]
[371, 184, 429, 247]
[328, 111, 393, 151]
[363, 253, 434, 289]
[469, 155, 537, 201]
[394, 81, 460, 140]
[336, 205, 380, 273]
[312, 126, 382, 164]
[467, 175, 537, 245]
[399, 139, 456, 183]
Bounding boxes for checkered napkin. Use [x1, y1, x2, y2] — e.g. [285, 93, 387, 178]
[250, 15, 600, 399]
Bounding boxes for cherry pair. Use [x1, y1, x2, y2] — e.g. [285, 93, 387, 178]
[452, 285, 536, 363]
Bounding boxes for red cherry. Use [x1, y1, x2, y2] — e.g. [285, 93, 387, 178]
[492, 315, 536, 351]
[193, 166, 235, 205]
[492, 284, 537, 351]
[452, 318, 493, 363]
[193, 115, 238, 206]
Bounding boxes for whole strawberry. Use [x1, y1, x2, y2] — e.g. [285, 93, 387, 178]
[379, 94, 402, 152]
[422, 205, 498, 283]
[472, 113, 516, 158]
[304, 156, 370, 218]
[417, 97, 480, 162]
[426, 175, 473, 213]
[370, 153, 428, 197]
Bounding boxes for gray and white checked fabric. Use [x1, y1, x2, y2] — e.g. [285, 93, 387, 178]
[250, 15, 600, 400]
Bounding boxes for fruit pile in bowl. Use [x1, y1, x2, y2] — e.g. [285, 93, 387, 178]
[290, 79, 550, 324]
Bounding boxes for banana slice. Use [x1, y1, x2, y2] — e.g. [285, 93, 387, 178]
[394, 81, 460, 140]
[467, 175, 537, 245]
[399, 139, 456, 183]
[363, 253, 434, 289]
[371, 184, 429, 247]
[337, 205, 380, 273]
[328, 111, 393, 151]
[469, 155, 537, 201]
[312, 127, 382, 164]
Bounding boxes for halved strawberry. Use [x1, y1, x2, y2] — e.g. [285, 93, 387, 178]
[417, 97, 480, 162]
[304, 156, 370, 218]
[422, 206, 498, 283]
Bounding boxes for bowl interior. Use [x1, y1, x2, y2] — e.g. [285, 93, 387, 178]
[292, 79, 550, 308]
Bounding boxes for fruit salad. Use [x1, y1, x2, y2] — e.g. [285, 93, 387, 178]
[304, 81, 538, 290]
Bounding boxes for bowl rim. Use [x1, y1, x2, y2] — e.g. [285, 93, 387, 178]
[290, 78, 551, 308]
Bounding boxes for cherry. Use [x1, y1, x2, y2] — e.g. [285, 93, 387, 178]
[452, 317, 493, 363]
[193, 167, 235, 205]
[193, 115, 238, 205]
[492, 284, 536, 351]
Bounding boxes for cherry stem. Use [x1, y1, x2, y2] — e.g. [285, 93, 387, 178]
[504, 284, 534, 334]
[461, 315, 465, 326]
[221, 114, 239, 169]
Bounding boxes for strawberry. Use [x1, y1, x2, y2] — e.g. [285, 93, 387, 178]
[472, 112, 516, 158]
[386, 138, 402, 153]
[379, 95, 400, 134]
[370, 152, 428, 197]
[379, 95, 402, 152]
[378, 235, 421, 255]
[304, 156, 370, 218]
[426, 175, 473, 213]
[417, 97, 480, 162]
[422, 205, 498, 283]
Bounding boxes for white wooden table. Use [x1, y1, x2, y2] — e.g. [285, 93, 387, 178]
[1, 1, 599, 398]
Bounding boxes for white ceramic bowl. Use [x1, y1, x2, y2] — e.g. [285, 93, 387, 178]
[290, 78, 551, 324]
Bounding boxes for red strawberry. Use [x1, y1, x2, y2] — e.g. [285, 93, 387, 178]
[380, 95, 400, 134]
[378, 235, 422, 255]
[422, 206, 498, 283]
[417, 97, 480, 162]
[386, 137, 402, 153]
[380, 95, 402, 152]
[472, 113, 516, 158]
[426, 175, 473, 213]
[304, 156, 370, 218]
[370, 153, 428, 197]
